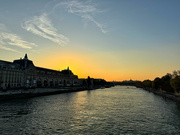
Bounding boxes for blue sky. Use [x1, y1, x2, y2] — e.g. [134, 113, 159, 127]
[0, 0, 180, 81]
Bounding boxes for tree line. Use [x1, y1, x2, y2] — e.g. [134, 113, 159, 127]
[82, 76, 113, 88]
[136, 70, 180, 93]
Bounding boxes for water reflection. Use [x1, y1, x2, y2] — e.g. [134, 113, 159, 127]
[0, 99, 33, 120]
[0, 86, 180, 135]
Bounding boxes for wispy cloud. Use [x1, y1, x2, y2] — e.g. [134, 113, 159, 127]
[22, 13, 69, 46]
[53, 0, 107, 34]
[0, 45, 18, 52]
[0, 24, 37, 52]
[82, 14, 107, 34]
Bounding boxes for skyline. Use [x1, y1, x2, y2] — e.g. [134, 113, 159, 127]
[0, 0, 180, 81]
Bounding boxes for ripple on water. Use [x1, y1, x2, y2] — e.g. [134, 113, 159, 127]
[0, 86, 180, 135]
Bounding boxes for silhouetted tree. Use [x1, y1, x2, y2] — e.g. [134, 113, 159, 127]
[160, 73, 174, 93]
[138, 70, 179, 93]
[142, 80, 152, 88]
[172, 70, 180, 78]
[170, 77, 180, 93]
[152, 77, 161, 90]
[136, 81, 143, 88]
[170, 70, 180, 93]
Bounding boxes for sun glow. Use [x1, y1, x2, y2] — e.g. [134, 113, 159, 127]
[31, 49, 178, 82]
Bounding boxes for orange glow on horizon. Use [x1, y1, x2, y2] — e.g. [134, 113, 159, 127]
[31, 51, 177, 82]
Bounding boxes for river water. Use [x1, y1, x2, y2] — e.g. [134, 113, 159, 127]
[0, 86, 180, 135]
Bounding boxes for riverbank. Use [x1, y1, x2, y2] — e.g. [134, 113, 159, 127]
[0, 85, 113, 101]
[0, 87, 83, 101]
[141, 87, 180, 102]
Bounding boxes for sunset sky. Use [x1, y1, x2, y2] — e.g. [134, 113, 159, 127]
[0, 0, 180, 81]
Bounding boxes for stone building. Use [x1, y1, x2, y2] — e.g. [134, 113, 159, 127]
[0, 54, 78, 89]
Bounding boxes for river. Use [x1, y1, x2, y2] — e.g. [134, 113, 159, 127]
[0, 86, 180, 135]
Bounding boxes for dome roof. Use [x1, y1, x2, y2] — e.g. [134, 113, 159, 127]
[13, 54, 34, 68]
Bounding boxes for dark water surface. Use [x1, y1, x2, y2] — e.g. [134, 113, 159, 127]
[0, 86, 180, 135]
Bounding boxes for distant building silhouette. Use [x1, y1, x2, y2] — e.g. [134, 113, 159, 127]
[0, 54, 78, 89]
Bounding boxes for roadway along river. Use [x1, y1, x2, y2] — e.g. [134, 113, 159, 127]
[0, 86, 180, 135]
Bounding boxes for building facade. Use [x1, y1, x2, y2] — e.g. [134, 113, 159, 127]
[0, 54, 78, 89]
